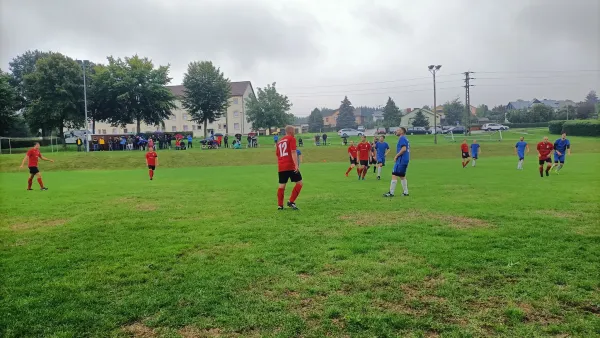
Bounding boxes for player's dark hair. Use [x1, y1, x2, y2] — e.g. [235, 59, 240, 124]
[399, 127, 407, 134]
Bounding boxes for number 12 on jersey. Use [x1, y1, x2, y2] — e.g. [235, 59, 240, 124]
[278, 142, 288, 157]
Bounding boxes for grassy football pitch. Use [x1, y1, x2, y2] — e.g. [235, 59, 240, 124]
[1, 130, 599, 337]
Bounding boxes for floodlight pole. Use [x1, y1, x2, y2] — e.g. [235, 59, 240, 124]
[78, 60, 90, 152]
[428, 65, 442, 144]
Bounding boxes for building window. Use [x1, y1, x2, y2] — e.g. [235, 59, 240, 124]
[183, 125, 188, 131]
[233, 111, 239, 118]
[234, 123, 240, 130]
[102, 129, 107, 134]
[112, 128, 117, 134]
[171, 126, 176, 132]
[192, 125, 196, 130]
[123, 128, 128, 133]
[233, 98, 239, 104]
[171, 115, 176, 121]
[97, 129, 101, 134]
[88, 123, 92, 130]
[218, 124, 222, 129]
[183, 113, 188, 121]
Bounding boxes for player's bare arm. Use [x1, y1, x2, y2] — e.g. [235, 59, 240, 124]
[40, 155, 54, 163]
[19, 154, 28, 168]
[385, 148, 390, 157]
[394, 147, 406, 161]
[292, 151, 299, 171]
[526, 145, 530, 153]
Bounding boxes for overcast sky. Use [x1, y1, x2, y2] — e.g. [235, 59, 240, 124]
[2, 0, 599, 116]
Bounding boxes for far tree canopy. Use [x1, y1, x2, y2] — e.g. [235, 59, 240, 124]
[245, 82, 293, 130]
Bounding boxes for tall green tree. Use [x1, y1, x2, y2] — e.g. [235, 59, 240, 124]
[576, 102, 595, 120]
[489, 105, 507, 122]
[382, 97, 401, 127]
[585, 90, 598, 105]
[98, 55, 176, 133]
[8, 50, 52, 95]
[442, 98, 465, 125]
[181, 61, 231, 138]
[336, 96, 356, 129]
[245, 82, 293, 131]
[0, 70, 23, 135]
[411, 109, 430, 128]
[476, 104, 489, 117]
[308, 108, 324, 132]
[422, 105, 431, 110]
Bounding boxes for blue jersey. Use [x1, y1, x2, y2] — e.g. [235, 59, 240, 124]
[396, 136, 410, 165]
[515, 141, 527, 155]
[296, 149, 301, 166]
[376, 142, 389, 159]
[554, 138, 570, 153]
[470, 144, 480, 155]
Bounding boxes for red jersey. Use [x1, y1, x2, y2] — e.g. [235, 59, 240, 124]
[356, 142, 371, 161]
[348, 146, 357, 159]
[537, 142, 553, 160]
[146, 151, 158, 165]
[461, 143, 469, 152]
[276, 135, 297, 172]
[26, 148, 42, 167]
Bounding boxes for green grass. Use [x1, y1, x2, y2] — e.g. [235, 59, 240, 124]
[1, 131, 599, 337]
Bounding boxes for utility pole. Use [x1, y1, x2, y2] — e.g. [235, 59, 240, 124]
[78, 59, 90, 152]
[428, 65, 442, 144]
[463, 71, 475, 134]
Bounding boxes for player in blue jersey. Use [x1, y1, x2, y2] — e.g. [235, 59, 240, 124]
[375, 136, 390, 180]
[296, 149, 302, 167]
[383, 127, 409, 197]
[514, 136, 530, 170]
[551, 133, 571, 174]
[470, 140, 481, 167]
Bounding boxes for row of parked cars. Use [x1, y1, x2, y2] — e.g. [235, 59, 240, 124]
[337, 123, 509, 137]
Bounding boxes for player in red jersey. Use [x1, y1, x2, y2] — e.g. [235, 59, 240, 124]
[345, 141, 358, 177]
[536, 136, 554, 177]
[356, 135, 372, 180]
[19, 142, 54, 191]
[276, 125, 303, 210]
[145, 146, 158, 180]
[460, 139, 470, 168]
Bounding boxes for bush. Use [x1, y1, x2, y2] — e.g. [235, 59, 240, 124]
[505, 122, 549, 128]
[561, 120, 600, 136]
[548, 120, 566, 134]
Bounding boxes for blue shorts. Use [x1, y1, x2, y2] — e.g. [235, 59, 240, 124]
[472, 153, 478, 160]
[554, 153, 565, 163]
[377, 157, 385, 165]
[517, 153, 525, 161]
[392, 163, 408, 177]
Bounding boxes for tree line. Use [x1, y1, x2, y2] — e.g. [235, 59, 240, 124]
[0, 50, 294, 143]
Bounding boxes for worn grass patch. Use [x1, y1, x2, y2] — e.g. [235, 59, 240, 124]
[339, 210, 490, 229]
[6, 217, 69, 231]
[122, 322, 157, 338]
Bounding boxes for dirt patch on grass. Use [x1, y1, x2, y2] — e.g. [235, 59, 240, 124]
[9, 218, 69, 231]
[122, 322, 158, 338]
[135, 203, 157, 211]
[114, 197, 158, 211]
[339, 210, 489, 229]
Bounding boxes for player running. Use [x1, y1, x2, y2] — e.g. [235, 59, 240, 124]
[375, 136, 390, 180]
[20, 142, 54, 191]
[276, 125, 303, 210]
[515, 136, 530, 170]
[536, 136, 554, 177]
[370, 137, 378, 173]
[345, 141, 358, 177]
[461, 139, 470, 168]
[356, 135, 372, 180]
[470, 140, 481, 167]
[384, 127, 410, 197]
[146, 146, 158, 180]
[551, 133, 571, 174]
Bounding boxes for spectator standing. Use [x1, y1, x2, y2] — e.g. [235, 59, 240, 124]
[322, 133, 328, 146]
[187, 134, 193, 148]
[273, 133, 279, 146]
[99, 137, 106, 151]
[298, 137, 303, 147]
[92, 137, 98, 151]
[76, 137, 83, 152]
[166, 134, 172, 149]
[224, 135, 229, 148]
[127, 136, 134, 150]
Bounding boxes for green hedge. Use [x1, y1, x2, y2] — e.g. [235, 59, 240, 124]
[506, 122, 549, 128]
[561, 120, 600, 136]
[548, 120, 566, 134]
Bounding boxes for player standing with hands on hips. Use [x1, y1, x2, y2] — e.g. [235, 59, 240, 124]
[276, 125, 303, 210]
[20, 142, 54, 191]
[383, 127, 410, 197]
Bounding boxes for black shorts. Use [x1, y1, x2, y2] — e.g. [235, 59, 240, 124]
[349, 157, 357, 165]
[538, 158, 551, 165]
[278, 170, 302, 184]
[28, 166, 39, 175]
[462, 152, 470, 159]
[359, 160, 369, 166]
[148, 165, 156, 170]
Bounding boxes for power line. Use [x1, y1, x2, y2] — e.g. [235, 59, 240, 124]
[285, 79, 459, 96]
[278, 73, 464, 90]
[475, 69, 600, 74]
[290, 86, 463, 98]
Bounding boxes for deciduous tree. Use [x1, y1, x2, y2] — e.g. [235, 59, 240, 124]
[308, 108, 324, 132]
[0, 70, 23, 135]
[181, 61, 231, 138]
[442, 98, 465, 125]
[245, 82, 293, 131]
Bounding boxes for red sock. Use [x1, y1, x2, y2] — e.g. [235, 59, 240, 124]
[290, 183, 303, 202]
[277, 187, 285, 207]
[546, 165, 552, 173]
[37, 177, 44, 188]
[149, 170, 153, 179]
[27, 178, 33, 189]
[357, 167, 362, 176]
[539, 166, 543, 173]
[362, 167, 367, 178]
[345, 167, 352, 175]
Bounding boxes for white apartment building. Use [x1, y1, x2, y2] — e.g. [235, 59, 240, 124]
[93, 81, 255, 136]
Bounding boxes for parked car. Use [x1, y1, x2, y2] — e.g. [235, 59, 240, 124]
[447, 126, 467, 134]
[337, 128, 364, 137]
[357, 126, 365, 132]
[429, 126, 445, 134]
[482, 123, 509, 131]
[376, 127, 387, 135]
[388, 127, 399, 135]
[406, 127, 429, 135]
